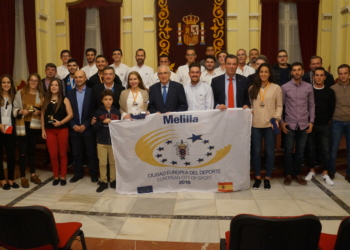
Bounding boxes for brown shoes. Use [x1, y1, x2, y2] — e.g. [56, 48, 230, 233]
[284, 175, 292, 186]
[21, 178, 29, 188]
[293, 175, 307, 185]
[30, 175, 42, 184]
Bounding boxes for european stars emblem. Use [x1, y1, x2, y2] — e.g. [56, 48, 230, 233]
[203, 140, 209, 144]
[157, 147, 164, 151]
[187, 134, 202, 143]
[206, 152, 212, 157]
[184, 162, 191, 166]
[161, 159, 167, 163]
[166, 140, 172, 145]
[208, 146, 214, 150]
[156, 154, 162, 158]
[197, 158, 204, 163]
[171, 161, 177, 165]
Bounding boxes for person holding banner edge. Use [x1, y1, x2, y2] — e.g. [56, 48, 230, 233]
[249, 63, 282, 190]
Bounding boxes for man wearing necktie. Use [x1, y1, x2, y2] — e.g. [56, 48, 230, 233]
[148, 65, 188, 114]
[211, 54, 250, 110]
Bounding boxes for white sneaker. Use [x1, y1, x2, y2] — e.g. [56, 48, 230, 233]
[305, 171, 315, 181]
[321, 175, 334, 186]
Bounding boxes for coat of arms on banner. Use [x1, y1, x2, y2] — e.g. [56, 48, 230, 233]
[177, 14, 205, 46]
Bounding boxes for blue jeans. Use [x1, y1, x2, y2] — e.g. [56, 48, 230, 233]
[329, 120, 350, 175]
[251, 127, 276, 177]
[284, 127, 308, 176]
[306, 124, 331, 171]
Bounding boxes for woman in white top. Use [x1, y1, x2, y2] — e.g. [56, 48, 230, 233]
[119, 71, 149, 120]
[0, 75, 19, 190]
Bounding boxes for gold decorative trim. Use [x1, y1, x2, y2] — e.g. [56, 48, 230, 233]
[227, 13, 237, 20]
[249, 13, 259, 20]
[123, 16, 132, 22]
[158, 0, 172, 57]
[56, 20, 65, 26]
[341, 6, 350, 15]
[211, 0, 225, 57]
[143, 15, 154, 21]
[322, 13, 332, 20]
[38, 13, 48, 21]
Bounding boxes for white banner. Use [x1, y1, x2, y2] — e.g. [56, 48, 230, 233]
[109, 109, 252, 194]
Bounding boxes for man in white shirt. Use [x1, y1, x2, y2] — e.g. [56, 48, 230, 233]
[56, 50, 71, 80]
[236, 49, 255, 77]
[109, 48, 130, 88]
[214, 51, 228, 76]
[129, 49, 154, 89]
[81, 48, 98, 79]
[185, 62, 214, 111]
[177, 47, 205, 86]
[199, 45, 219, 69]
[200, 55, 220, 86]
[150, 55, 178, 86]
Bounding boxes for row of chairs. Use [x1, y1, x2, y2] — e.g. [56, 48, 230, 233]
[0, 206, 87, 250]
[220, 214, 350, 250]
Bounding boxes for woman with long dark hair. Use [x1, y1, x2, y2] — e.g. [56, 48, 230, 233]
[13, 73, 45, 188]
[41, 78, 73, 186]
[0, 75, 18, 190]
[249, 63, 282, 190]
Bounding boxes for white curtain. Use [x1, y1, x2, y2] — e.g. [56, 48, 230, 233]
[84, 8, 103, 66]
[278, 2, 302, 64]
[13, 0, 29, 83]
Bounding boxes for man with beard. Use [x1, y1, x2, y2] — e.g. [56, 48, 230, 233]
[129, 49, 154, 89]
[200, 55, 220, 86]
[185, 62, 213, 110]
[272, 50, 292, 86]
[247, 48, 259, 69]
[63, 58, 79, 94]
[177, 47, 205, 86]
[81, 48, 98, 79]
[281, 62, 315, 186]
[302, 56, 335, 88]
[199, 45, 219, 69]
[86, 55, 122, 89]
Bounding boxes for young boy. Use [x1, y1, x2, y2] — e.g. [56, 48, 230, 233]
[93, 89, 120, 192]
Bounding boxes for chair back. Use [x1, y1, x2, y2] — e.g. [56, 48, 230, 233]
[335, 216, 350, 250]
[228, 214, 322, 250]
[0, 206, 59, 250]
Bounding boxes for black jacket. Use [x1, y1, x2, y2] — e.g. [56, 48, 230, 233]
[302, 71, 335, 88]
[86, 73, 122, 89]
[93, 105, 121, 145]
[271, 63, 292, 86]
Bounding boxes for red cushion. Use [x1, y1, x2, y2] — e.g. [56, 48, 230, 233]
[0, 242, 53, 250]
[318, 233, 337, 250]
[225, 231, 230, 250]
[56, 222, 82, 248]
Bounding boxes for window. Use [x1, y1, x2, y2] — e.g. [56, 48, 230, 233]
[84, 8, 103, 66]
[278, 2, 302, 64]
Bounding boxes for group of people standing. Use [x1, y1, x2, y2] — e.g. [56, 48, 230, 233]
[0, 46, 349, 193]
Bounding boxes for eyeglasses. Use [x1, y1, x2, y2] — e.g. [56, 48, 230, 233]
[278, 55, 287, 58]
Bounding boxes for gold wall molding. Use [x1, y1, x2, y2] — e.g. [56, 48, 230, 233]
[322, 13, 332, 20]
[157, 0, 172, 56]
[227, 13, 237, 20]
[143, 15, 154, 21]
[211, 0, 225, 56]
[341, 6, 350, 15]
[38, 12, 48, 21]
[123, 16, 132, 22]
[249, 13, 259, 20]
[56, 20, 65, 26]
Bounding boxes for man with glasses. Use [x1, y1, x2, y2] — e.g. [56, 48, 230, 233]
[177, 47, 205, 86]
[236, 49, 255, 77]
[272, 50, 292, 86]
[57, 50, 71, 80]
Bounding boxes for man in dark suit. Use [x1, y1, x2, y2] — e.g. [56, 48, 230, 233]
[86, 55, 122, 89]
[67, 70, 99, 183]
[211, 54, 250, 110]
[148, 65, 188, 114]
[41, 63, 57, 94]
[92, 66, 125, 111]
[302, 56, 335, 88]
[63, 58, 79, 95]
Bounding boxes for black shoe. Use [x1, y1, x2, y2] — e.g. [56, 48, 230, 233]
[69, 175, 83, 183]
[91, 176, 98, 183]
[329, 172, 335, 180]
[96, 182, 108, 193]
[1, 183, 10, 190]
[345, 175, 350, 183]
[264, 179, 271, 191]
[9, 182, 19, 189]
[60, 179, 67, 186]
[52, 179, 60, 186]
[110, 180, 116, 189]
[253, 179, 261, 190]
